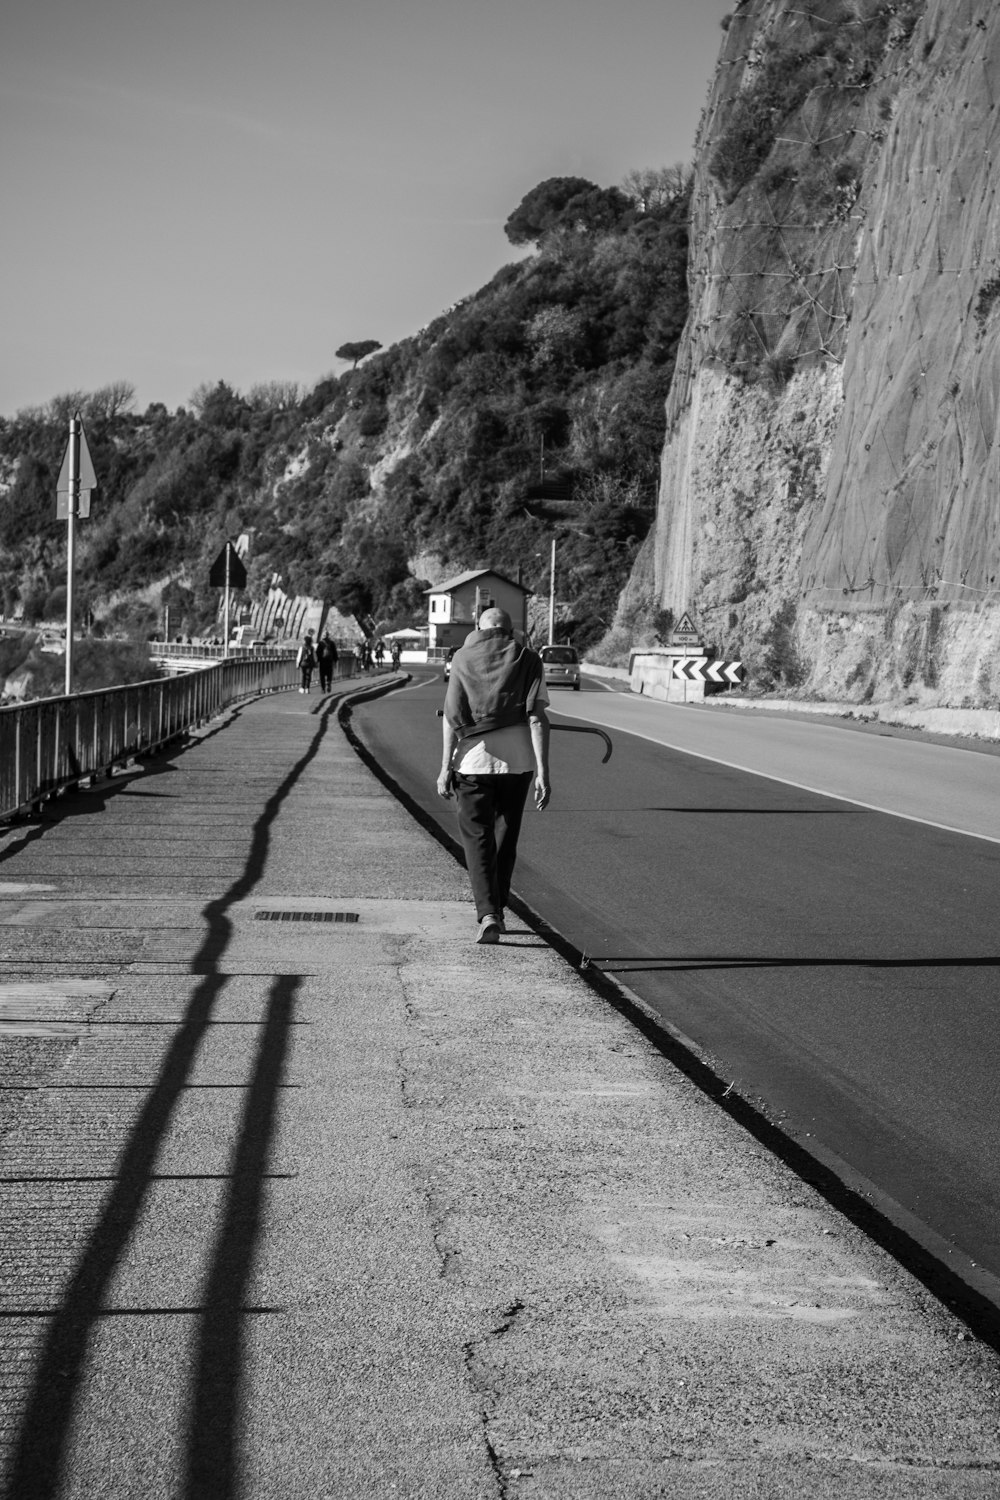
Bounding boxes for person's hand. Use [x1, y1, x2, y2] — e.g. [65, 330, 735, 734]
[437, 769, 454, 800]
[534, 775, 550, 811]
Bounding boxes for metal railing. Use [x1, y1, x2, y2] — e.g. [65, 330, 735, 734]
[0, 654, 309, 822]
[149, 641, 289, 661]
[148, 641, 353, 662]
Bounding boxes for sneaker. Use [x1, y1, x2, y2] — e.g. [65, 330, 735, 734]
[476, 914, 501, 945]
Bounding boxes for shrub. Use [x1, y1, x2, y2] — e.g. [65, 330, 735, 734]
[759, 349, 796, 393]
[20, 579, 50, 624]
[652, 608, 675, 644]
[975, 275, 1000, 329]
[759, 161, 797, 195]
[757, 599, 806, 689]
[0, 630, 35, 681]
[358, 403, 389, 437]
[70, 638, 160, 691]
[710, 46, 817, 201]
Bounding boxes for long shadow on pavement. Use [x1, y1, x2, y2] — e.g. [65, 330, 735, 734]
[185, 973, 298, 1499]
[4, 703, 333, 1500]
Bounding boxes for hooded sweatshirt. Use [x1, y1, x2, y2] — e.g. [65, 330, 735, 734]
[444, 628, 542, 741]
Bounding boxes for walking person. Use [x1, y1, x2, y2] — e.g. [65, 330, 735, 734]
[374, 637, 385, 667]
[390, 639, 401, 670]
[296, 632, 316, 694]
[437, 607, 550, 944]
[316, 632, 338, 692]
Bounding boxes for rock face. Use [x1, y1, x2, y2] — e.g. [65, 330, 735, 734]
[635, 0, 1000, 705]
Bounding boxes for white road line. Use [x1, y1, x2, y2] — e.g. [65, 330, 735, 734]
[566, 689, 999, 845]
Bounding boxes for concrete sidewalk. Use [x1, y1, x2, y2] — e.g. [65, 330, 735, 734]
[0, 683, 998, 1499]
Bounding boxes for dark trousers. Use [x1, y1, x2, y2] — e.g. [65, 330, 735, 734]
[454, 773, 532, 922]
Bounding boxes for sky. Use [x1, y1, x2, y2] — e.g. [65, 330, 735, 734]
[1, 0, 727, 417]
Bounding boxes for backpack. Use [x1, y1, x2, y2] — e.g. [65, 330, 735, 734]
[301, 642, 315, 669]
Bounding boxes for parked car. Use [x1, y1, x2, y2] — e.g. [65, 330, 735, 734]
[540, 644, 580, 690]
[442, 646, 458, 679]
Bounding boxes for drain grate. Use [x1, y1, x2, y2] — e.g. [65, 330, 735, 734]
[255, 910, 359, 924]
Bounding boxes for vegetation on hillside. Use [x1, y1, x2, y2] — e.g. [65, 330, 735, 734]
[711, 1, 922, 204]
[0, 167, 691, 655]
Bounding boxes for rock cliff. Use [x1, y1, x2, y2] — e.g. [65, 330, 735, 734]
[632, 0, 1000, 705]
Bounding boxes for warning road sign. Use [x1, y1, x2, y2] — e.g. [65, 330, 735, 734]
[209, 542, 248, 590]
[671, 657, 744, 685]
[670, 610, 702, 647]
[56, 423, 98, 519]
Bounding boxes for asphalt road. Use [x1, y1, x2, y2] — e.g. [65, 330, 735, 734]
[352, 668, 1000, 1303]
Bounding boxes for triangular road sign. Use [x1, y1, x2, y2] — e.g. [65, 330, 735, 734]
[673, 611, 700, 637]
[56, 427, 98, 493]
[209, 542, 248, 590]
[56, 423, 98, 519]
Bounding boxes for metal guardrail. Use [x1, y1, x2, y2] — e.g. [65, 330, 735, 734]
[148, 641, 353, 662]
[0, 654, 314, 822]
[149, 641, 288, 662]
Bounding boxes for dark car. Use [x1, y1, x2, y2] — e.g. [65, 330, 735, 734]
[442, 646, 458, 679]
[540, 644, 580, 690]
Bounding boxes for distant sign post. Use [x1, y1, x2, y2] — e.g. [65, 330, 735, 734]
[669, 610, 703, 650]
[209, 542, 248, 655]
[56, 414, 98, 696]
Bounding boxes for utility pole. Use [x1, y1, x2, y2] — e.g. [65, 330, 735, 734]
[65, 415, 79, 695]
[223, 548, 231, 656]
[56, 412, 96, 697]
[548, 536, 556, 646]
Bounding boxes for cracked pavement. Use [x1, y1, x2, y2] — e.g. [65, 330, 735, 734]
[0, 687, 998, 1498]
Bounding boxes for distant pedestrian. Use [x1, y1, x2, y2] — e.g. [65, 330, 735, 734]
[317, 633, 338, 692]
[361, 639, 372, 671]
[296, 632, 316, 693]
[390, 640, 401, 669]
[437, 607, 550, 944]
[374, 637, 385, 667]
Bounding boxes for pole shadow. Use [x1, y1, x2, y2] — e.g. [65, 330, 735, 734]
[185, 974, 298, 1499]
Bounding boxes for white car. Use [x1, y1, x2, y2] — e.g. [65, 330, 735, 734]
[540, 645, 580, 690]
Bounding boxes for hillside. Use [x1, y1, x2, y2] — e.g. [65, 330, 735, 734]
[0, 172, 689, 661]
[625, 0, 1000, 706]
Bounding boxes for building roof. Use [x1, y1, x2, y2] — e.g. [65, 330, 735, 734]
[423, 568, 531, 596]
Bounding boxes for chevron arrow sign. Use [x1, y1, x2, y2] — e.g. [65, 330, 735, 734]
[671, 658, 744, 684]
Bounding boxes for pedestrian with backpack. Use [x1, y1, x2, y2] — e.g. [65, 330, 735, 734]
[316, 633, 338, 692]
[296, 632, 316, 693]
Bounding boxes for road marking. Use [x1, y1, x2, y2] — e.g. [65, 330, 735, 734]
[553, 705, 1000, 846]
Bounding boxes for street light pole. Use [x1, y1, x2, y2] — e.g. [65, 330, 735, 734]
[64, 414, 79, 697]
[548, 535, 556, 646]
